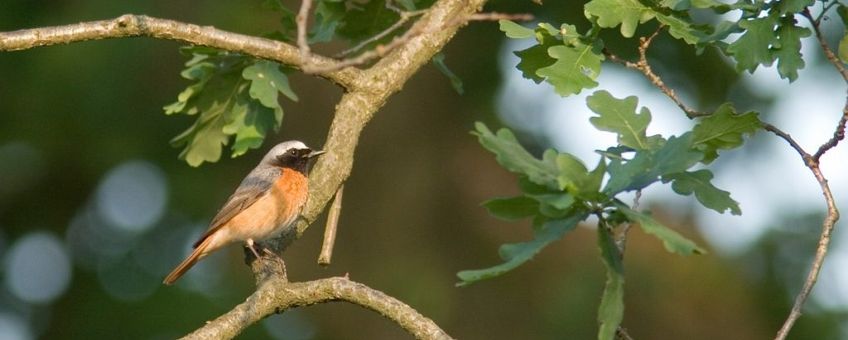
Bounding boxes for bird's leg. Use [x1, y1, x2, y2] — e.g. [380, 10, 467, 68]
[246, 239, 262, 259]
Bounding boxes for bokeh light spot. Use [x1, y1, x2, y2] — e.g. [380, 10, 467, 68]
[4, 232, 71, 304]
[95, 160, 167, 233]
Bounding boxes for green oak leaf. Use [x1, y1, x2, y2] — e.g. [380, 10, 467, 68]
[726, 15, 777, 73]
[169, 71, 245, 166]
[596, 224, 624, 340]
[839, 5, 848, 27]
[604, 133, 703, 194]
[840, 6, 848, 63]
[692, 103, 761, 163]
[500, 20, 535, 39]
[774, 0, 814, 14]
[617, 204, 706, 255]
[536, 43, 604, 96]
[661, 0, 729, 11]
[511, 23, 569, 83]
[662, 170, 741, 215]
[532, 193, 577, 219]
[696, 20, 742, 49]
[222, 99, 278, 157]
[840, 33, 848, 63]
[164, 49, 299, 166]
[774, 19, 811, 82]
[515, 44, 556, 83]
[555, 153, 588, 192]
[556, 154, 607, 201]
[243, 60, 297, 109]
[584, 0, 655, 38]
[655, 12, 705, 45]
[473, 123, 560, 189]
[482, 196, 539, 221]
[536, 22, 562, 39]
[457, 212, 588, 285]
[588, 90, 662, 150]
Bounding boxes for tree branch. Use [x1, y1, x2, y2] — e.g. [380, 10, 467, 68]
[603, 16, 844, 337]
[802, 8, 848, 83]
[763, 123, 842, 340]
[812, 97, 848, 162]
[0, 14, 360, 90]
[294, 0, 487, 236]
[1, 0, 487, 336]
[218, 0, 488, 336]
[182, 276, 451, 340]
[318, 184, 344, 266]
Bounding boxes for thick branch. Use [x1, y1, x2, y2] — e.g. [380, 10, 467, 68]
[182, 276, 451, 340]
[218, 0, 487, 336]
[295, 0, 486, 235]
[0, 14, 360, 89]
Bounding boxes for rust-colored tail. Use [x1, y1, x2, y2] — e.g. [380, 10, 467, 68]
[163, 237, 212, 285]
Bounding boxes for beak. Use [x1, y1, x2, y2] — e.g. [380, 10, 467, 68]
[307, 150, 326, 158]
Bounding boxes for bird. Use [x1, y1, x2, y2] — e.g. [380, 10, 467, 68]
[163, 140, 325, 285]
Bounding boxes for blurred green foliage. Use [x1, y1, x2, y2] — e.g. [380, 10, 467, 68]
[0, 1, 845, 340]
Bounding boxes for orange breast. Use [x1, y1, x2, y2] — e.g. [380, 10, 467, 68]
[273, 168, 309, 226]
[222, 168, 309, 242]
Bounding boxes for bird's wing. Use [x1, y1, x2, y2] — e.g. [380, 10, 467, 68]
[192, 167, 281, 248]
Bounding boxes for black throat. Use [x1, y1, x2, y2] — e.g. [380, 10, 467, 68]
[274, 149, 313, 174]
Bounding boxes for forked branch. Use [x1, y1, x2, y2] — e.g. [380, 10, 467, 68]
[604, 17, 844, 340]
[2, 0, 490, 338]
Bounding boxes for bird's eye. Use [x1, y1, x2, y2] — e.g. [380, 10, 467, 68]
[289, 149, 297, 156]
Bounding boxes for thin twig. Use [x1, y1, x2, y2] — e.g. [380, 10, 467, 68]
[296, 0, 314, 65]
[0, 14, 360, 90]
[601, 8, 843, 339]
[304, 11, 532, 74]
[615, 190, 641, 254]
[603, 26, 709, 118]
[802, 8, 848, 82]
[762, 123, 813, 164]
[768, 12, 847, 330]
[763, 123, 842, 340]
[774, 164, 840, 340]
[815, 0, 841, 24]
[319, 184, 345, 266]
[616, 326, 635, 340]
[801, 8, 848, 160]
[465, 12, 534, 22]
[812, 101, 848, 161]
[337, 7, 428, 58]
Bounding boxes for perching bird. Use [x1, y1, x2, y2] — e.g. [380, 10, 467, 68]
[163, 141, 325, 285]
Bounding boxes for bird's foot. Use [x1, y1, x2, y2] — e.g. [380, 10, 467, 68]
[246, 239, 262, 259]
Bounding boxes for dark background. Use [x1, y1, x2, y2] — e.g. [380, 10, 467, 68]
[0, 1, 845, 339]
